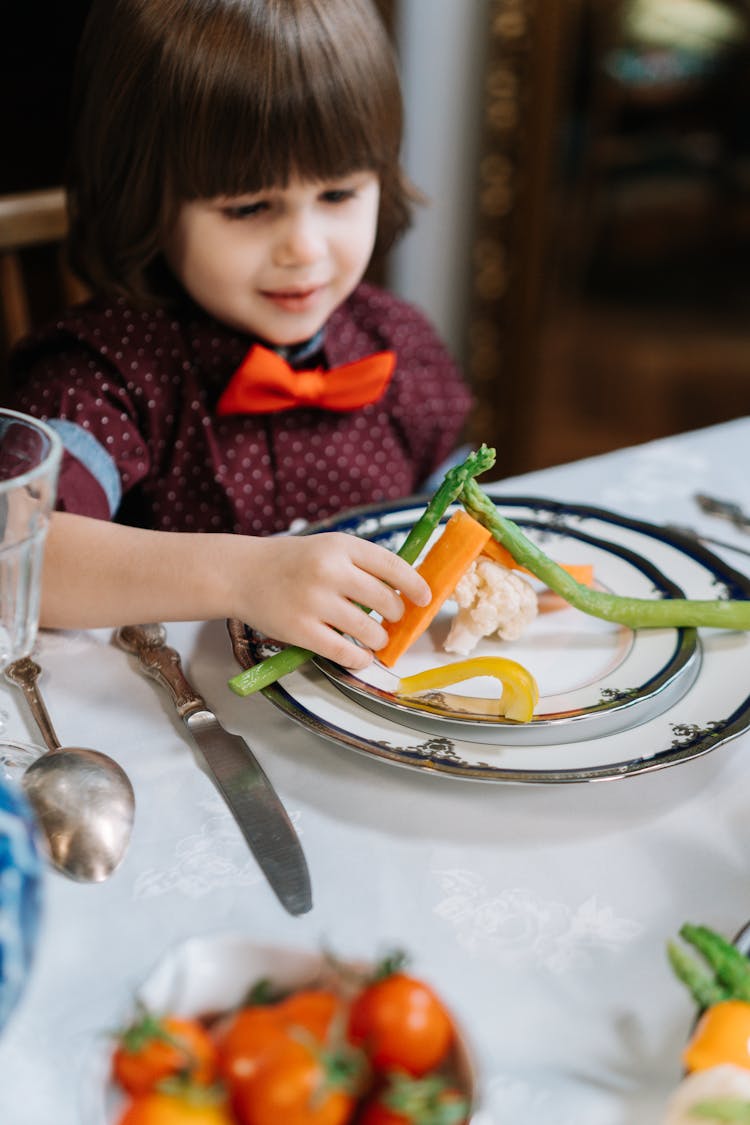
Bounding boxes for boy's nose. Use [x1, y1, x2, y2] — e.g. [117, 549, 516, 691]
[274, 213, 325, 267]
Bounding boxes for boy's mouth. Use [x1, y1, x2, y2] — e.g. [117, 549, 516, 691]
[261, 285, 325, 311]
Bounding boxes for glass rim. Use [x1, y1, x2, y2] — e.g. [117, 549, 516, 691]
[0, 408, 63, 494]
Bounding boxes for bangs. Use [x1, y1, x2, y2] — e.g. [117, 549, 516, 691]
[161, 0, 402, 200]
[67, 0, 415, 301]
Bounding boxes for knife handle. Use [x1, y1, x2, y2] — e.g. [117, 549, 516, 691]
[115, 624, 207, 719]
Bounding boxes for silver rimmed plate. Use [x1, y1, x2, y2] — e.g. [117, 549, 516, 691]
[311, 505, 700, 745]
[228, 496, 750, 783]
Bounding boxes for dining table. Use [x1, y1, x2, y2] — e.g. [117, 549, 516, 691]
[2, 414, 750, 1125]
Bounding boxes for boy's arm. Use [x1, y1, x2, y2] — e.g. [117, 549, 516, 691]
[40, 513, 241, 629]
[40, 512, 430, 670]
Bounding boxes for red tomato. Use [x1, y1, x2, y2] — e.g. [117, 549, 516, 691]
[233, 1037, 364, 1125]
[216, 989, 341, 1087]
[357, 1073, 468, 1125]
[348, 973, 454, 1076]
[116, 1088, 234, 1125]
[112, 1013, 217, 1097]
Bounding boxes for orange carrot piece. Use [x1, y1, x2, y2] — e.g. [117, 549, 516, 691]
[378, 510, 491, 668]
[480, 537, 521, 571]
[481, 538, 594, 587]
[550, 563, 594, 587]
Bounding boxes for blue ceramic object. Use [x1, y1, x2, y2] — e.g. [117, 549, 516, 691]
[0, 776, 43, 1032]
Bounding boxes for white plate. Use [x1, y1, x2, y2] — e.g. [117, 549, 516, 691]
[81, 934, 480, 1124]
[311, 505, 700, 745]
[229, 496, 750, 783]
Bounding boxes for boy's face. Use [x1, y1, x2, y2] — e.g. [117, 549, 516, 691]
[164, 173, 380, 346]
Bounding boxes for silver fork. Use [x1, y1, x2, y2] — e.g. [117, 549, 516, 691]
[694, 493, 750, 533]
[667, 523, 750, 559]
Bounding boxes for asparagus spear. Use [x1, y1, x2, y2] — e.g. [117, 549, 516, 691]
[460, 478, 750, 630]
[667, 940, 731, 1009]
[679, 924, 750, 1002]
[228, 446, 497, 696]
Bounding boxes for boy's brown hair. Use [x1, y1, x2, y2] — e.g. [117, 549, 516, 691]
[67, 0, 417, 302]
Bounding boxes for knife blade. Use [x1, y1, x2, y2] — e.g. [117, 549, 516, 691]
[115, 623, 312, 916]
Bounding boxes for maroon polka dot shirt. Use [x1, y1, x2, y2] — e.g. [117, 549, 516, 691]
[8, 283, 473, 535]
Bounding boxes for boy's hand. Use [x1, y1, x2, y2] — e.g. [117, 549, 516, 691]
[235, 532, 432, 670]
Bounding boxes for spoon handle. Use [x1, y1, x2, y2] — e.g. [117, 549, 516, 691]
[115, 624, 207, 719]
[4, 657, 62, 752]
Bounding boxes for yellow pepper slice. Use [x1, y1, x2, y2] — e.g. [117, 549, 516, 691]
[396, 656, 540, 723]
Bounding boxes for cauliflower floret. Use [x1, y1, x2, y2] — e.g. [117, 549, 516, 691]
[443, 558, 538, 656]
[663, 1064, 750, 1124]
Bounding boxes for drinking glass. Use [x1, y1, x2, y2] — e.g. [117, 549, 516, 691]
[0, 408, 61, 1033]
[0, 408, 62, 670]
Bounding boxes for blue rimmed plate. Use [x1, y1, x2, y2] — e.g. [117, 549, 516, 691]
[311, 504, 700, 745]
[228, 496, 750, 783]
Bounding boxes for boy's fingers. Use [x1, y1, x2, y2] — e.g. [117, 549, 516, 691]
[398, 568, 432, 608]
[346, 574, 405, 624]
[354, 541, 431, 607]
[331, 602, 389, 652]
[316, 627, 373, 671]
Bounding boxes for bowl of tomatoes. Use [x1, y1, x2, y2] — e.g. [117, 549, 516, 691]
[91, 934, 479, 1125]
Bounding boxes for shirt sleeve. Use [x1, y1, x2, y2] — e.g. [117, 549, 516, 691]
[7, 337, 152, 521]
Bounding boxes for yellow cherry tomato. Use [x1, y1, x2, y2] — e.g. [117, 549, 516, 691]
[684, 1000, 750, 1072]
[396, 656, 539, 723]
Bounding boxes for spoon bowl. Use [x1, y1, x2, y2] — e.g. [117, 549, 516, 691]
[5, 658, 135, 883]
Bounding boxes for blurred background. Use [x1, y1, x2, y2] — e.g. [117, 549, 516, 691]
[3, 0, 750, 477]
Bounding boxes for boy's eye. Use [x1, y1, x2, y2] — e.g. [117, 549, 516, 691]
[320, 188, 356, 204]
[221, 201, 268, 220]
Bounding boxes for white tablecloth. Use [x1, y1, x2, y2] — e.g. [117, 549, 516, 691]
[2, 417, 750, 1125]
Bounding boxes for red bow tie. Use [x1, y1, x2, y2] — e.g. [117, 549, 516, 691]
[216, 344, 396, 416]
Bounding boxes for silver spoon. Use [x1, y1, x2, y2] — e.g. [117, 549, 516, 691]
[4, 657, 135, 882]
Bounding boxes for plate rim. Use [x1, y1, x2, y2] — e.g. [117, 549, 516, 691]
[227, 495, 750, 784]
[313, 512, 699, 743]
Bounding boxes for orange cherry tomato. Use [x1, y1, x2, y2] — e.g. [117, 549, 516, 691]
[684, 999, 750, 1071]
[215, 1006, 287, 1087]
[233, 1037, 361, 1125]
[116, 1088, 234, 1125]
[276, 988, 340, 1039]
[112, 1013, 217, 1097]
[348, 973, 454, 1077]
[216, 989, 340, 1087]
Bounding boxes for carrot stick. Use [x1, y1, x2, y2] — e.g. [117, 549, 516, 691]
[378, 510, 491, 668]
[481, 538, 594, 587]
[228, 445, 497, 696]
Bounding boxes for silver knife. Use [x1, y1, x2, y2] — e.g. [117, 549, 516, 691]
[115, 623, 312, 916]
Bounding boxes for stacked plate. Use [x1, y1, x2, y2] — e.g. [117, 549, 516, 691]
[229, 497, 750, 784]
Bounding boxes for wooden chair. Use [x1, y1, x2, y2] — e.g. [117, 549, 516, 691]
[0, 187, 89, 373]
